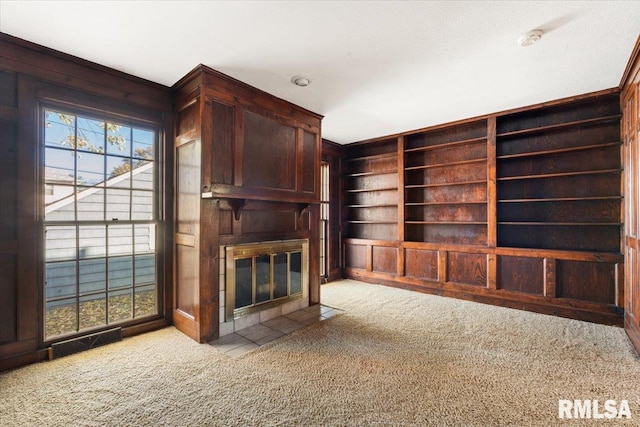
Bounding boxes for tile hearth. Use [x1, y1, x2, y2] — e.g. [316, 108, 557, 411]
[209, 304, 343, 357]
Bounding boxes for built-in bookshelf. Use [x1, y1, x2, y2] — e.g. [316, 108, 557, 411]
[496, 93, 622, 252]
[403, 120, 488, 245]
[344, 138, 399, 240]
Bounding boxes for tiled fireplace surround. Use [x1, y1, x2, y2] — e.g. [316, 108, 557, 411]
[218, 240, 310, 337]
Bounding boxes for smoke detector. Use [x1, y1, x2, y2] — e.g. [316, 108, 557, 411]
[291, 75, 311, 87]
[518, 29, 543, 47]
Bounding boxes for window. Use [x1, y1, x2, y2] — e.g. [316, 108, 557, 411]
[320, 161, 329, 279]
[43, 108, 159, 340]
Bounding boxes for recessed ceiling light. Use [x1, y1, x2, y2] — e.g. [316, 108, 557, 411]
[291, 75, 311, 87]
[518, 29, 543, 47]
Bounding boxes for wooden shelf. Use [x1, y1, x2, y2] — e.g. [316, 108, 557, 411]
[496, 141, 621, 160]
[406, 221, 487, 225]
[347, 152, 396, 162]
[345, 170, 397, 178]
[346, 187, 398, 193]
[405, 201, 487, 206]
[346, 220, 397, 224]
[404, 136, 487, 153]
[498, 222, 622, 226]
[498, 196, 622, 203]
[497, 169, 621, 182]
[405, 180, 486, 189]
[347, 204, 397, 208]
[496, 115, 621, 138]
[404, 158, 486, 171]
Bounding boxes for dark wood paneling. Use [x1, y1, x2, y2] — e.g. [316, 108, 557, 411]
[344, 244, 366, 270]
[176, 141, 199, 235]
[557, 260, 616, 304]
[497, 256, 543, 294]
[447, 252, 487, 286]
[405, 182, 486, 204]
[219, 210, 233, 235]
[498, 224, 620, 253]
[406, 224, 487, 245]
[372, 246, 396, 274]
[0, 254, 17, 344]
[497, 173, 621, 200]
[176, 245, 197, 317]
[405, 120, 486, 149]
[208, 100, 234, 185]
[406, 204, 486, 222]
[241, 209, 297, 234]
[302, 131, 316, 193]
[405, 140, 486, 168]
[0, 71, 16, 107]
[405, 248, 438, 281]
[0, 119, 17, 241]
[243, 111, 296, 190]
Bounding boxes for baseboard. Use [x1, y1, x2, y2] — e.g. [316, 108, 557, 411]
[50, 327, 122, 359]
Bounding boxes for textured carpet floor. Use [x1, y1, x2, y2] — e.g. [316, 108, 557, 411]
[1, 279, 639, 426]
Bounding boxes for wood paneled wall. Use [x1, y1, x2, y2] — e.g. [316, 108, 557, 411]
[343, 89, 624, 325]
[172, 66, 322, 342]
[621, 34, 640, 353]
[0, 33, 173, 371]
[322, 140, 344, 282]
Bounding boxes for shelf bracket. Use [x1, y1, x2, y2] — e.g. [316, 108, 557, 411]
[228, 198, 247, 221]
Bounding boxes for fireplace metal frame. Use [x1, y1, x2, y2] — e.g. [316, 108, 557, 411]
[225, 239, 309, 321]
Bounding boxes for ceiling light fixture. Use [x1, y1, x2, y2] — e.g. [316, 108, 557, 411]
[517, 29, 543, 47]
[291, 75, 311, 87]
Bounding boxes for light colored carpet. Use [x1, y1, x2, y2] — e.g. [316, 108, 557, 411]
[1, 279, 639, 426]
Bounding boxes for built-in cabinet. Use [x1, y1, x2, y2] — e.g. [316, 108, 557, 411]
[622, 39, 640, 354]
[172, 66, 322, 342]
[343, 89, 625, 325]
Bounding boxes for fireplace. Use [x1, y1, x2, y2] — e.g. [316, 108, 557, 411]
[221, 239, 309, 330]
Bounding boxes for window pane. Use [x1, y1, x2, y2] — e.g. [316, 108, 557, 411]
[274, 253, 288, 299]
[135, 254, 155, 286]
[106, 188, 131, 221]
[79, 258, 106, 295]
[290, 252, 302, 295]
[45, 260, 76, 301]
[134, 284, 157, 318]
[106, 123, 131, 156]
[108, 256, 133, 290]
[132, 160, 153, 190]
[46, 226, 76, 261]
[76, 152, 105, 186]
[132, 190, 153, 220]
[76, 117, 105, 153]
[256, 254, 271, 304]
[133, 128, 154, 159]
[108, 224, 133, 256]
[135, 224, 155, 254]
[79, 294, 106, 330]
[46, 299, 77, 338]
[45, 185, 75, 221]
[106, 156, 132, 185]
[45, 111, 76, 148]
[235, 258, 252, 309]
[45, 147, 75, 185]
[77, 185, 104, 221]
[78, 226, 106, 259]
[109, 289, 133, 323]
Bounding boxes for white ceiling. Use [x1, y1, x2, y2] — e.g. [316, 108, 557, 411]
[1, 1, 639, 144]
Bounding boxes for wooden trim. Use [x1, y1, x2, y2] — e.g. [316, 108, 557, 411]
[615, 263, 624, 308]
[233, 107, 244, 187]
[0, 239, 18, 255]
[620, 34, 640, 89]
[0, 348, 49, 372]
[438, 250, 447, 283]
[487, 253, 497, 290]
[487, 116, 497, 247]
[365, 245, 373, 272]
[397, 246, 405, 277]
[625, 315, 640, 355]
[397, 136, 405, 242]
[121, 319, 170, 338]
[543, 258, 557, 298]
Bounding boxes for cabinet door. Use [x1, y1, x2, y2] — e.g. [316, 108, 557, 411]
[623, 85, 640, 353]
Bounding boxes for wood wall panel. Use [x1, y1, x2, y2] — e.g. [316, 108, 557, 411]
[345, 244, 366, 270]
[372, 246, 397, 274]
[241, 209, 297, 234]
[176, 245, 197, 317]
[208, 100, 234, 186]
[0, 119, 17, 241]
[497, 256, 543, 295]
[219, 210, 233, 235]
[176, 141, 199, 235]
[447, 252, 487, 286]
[302, 131, 316, 193]
[557, 260, 616, 305]
[243, 111, 296, 190]
[405, 248, 438, 281]
[0, 254, 17, 344]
